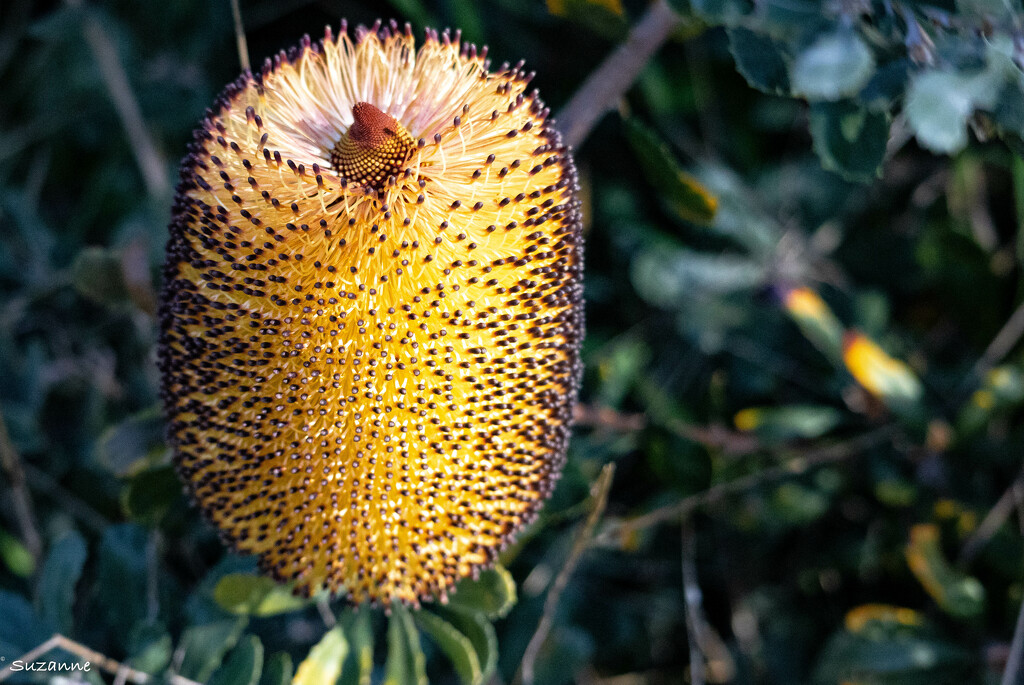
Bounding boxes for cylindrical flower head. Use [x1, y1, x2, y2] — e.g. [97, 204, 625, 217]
[159, 21, 583, 606]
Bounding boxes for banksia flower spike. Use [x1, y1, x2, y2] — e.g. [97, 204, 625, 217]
[159, 21, 583, 606]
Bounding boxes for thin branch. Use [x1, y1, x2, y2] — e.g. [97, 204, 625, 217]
[960, 467, 1024, 565]
[229, 0, 251, 73]
[1004, 585, 1024, 685]
[0, 634, 202, 685]
[78, 5, 170, 199]
[518, 464, 616, 685]
[0, 408, 42, 565]
[681, 523, 706, 685]
[572, 404, 646, 432]
[597, 425, 898, 545]
[555, 0, 683, 148]
[971, 299, 1024, 382]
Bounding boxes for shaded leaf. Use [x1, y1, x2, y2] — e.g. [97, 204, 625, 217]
[95, 405, 167, 476]
[127, 624, 173, 674]
[293, 626, 348, 685]
[0, 590, 54, 660]
[36, 530, 87, 634]
[814, 610, 974, 684]
[259, 652, 294, 685]
[625, 119, 718, 225]
[96, 523, 149, 633]
[121, 464, 182, 526]
[71, 246, 130, 306]
[209, 634, 264, 685]
[808, 100, 889, 182]
[728, 27, 790, 94]
[177, 618, 248, 683]
[338, 609, 373, 685]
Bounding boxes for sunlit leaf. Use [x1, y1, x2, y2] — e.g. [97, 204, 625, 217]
[0, 528, 35, 578]
[845, 604, 923, 633]
[414, 610, 483, 685]
[434, 607, 498, 684]
[780, 286, 844, 363]
[733, 405, 842, 442]
[213, 573, 312, 617]
[905, 524, 985, 618]
[842, 331, 923, 406]
[791, 30, 874, 101]
[448, 566, 517, 620]
[383, 603, 426, 685]
[293, 626, 348, 685]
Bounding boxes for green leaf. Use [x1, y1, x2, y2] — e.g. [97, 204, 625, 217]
[632, 250, 766, 309]
[435, 607, 498, 685]
[293, 626, 348, 685]
[259, 652, 294, 685]
[0, 528, 35, 578]
[905, 65, 1005, 154]
[384, 603, 427, 685]
[71, 245, 130, 306]
[625, 119, 718, 225]
[733, 405, 843, 442]
[212, 573, 312, 617]
[97, 523, 149, 633]
[905, 524, 985, 618]
[96, 405, 167, 476]
[813, 617, 974, 684]
[414, 611, 482, 685]
[791, 30, 874, 101]
[674, 0, 752, 23]
[338, 609, 374, 685]
[808, 100, 889, 182]
[121, 464, 183, 526]
[177, 618, 249, 683]
[0, 590, 54, 659]
[209, 634, 264, 685]
[37, 530, 87, 634]
[727, 28, 790, 94]
[447, 566, 517, 620]
[127, 624, 173, 674]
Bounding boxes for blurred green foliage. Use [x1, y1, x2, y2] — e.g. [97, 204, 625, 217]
[2, 0, 1024, 683]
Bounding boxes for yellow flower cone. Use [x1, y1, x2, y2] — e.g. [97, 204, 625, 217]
[159, 21, 583, 606]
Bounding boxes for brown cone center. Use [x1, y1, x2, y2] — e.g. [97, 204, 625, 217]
[331, 102, 414, 190]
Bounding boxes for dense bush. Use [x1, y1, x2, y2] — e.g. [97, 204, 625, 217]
[1, 0, 1023, 683]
